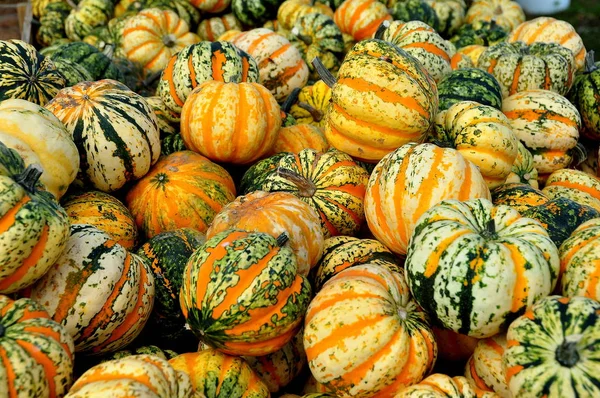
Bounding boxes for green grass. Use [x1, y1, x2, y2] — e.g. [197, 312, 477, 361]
[551, 0, 600, 52]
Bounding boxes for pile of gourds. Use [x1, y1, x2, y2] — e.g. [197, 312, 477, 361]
[1, 0, 600, 396]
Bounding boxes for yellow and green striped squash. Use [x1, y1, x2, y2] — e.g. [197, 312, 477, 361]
[424, 0, 466, 37]
[395, 374, 480, 398]
[491, 182, 548, 214]
[46, 79, 161, 193]
[304, 264, 437, 397]
[241, 148, 370, 238]
[503, 296, 600, 398]
[478, 41, 576, 98]
[432, 100, 518, 189]
[559, 219, 600, 302]
[169, 349, 270, 398]
[0, 40, 65, 106]
[0, 141, 70, 294]
[323, 39, 438, 163]
[197, 14, 242, 42]
[66, 354, 195, 397]
[156, 40, 259, 114]
[288, 80, 331, 127]
[62, 190, 138, 250]
[502, 89, 581, 177]
[542, 168, 600, 212]
[406, 198, 559, 338]
[0, 295, 75, 398]
[64, 0, 114, 41]
[364, 143, 491, 256]
[376, 20, 455, 83]
[312, 235, 400, 291]
[180, 229, 312, 356]
[243, 328, 306, 393]
[464, 334, 510, 397]
[30, 224, 155, 355]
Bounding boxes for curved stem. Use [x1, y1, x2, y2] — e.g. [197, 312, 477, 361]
[281, 87, 301, 113]
[374, 20, 390, 40]
[569, 142, 588, 167]
[275, 167, 316, 197]
[480, 219, 497, 239]
[297, 101, 323, 122]
[556, 340, 580, 368]
[585, 50, 598, 74]
[311, 58, 337, 88]
[14, 164, 43, 192]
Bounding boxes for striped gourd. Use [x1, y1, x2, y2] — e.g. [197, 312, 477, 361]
[508, 17, 586, 70]
[239, 152, 288, 195]
[197, 14, 242, 41]
[169, 350, 270, 397]
[207, 191, 324, 276]
[136, 228, 205, 345]
[121, 8, 200, 75]
[46, 80, 161, 193]
[406, 198, 559, 338]
[160, 133, 187, 156]
[105, 345, 178, 362]
[0, 295, 75, 398]
[478, 41, 576, 98]
[290, 12, 344, 54]
[156, 41, 259, 114]
[504, 296, 600, 397]
[180, 230, 312, 356]
[432, 101, 518, 189]
[313, 235, 400, 291]
[66, 354, 194, 397]
[304, 264, 437, 397]
[455, 43, 486, 66]
[0, 98, 79, 200]
[288, 80, 331, 127]
[504, 141, 539, 188]
[145, 95, 180, 136]
[40, 41, 124, 82]
[542, 169, 600, 212]
[560, 219, 600, 302]
[49, 57, 93, 88]
[424, 0, 466, 37]
[376, 20, 455, 83]
[232, 28, 308, 102]
[62, 191, 138, 250]
[180, 81, 282, 164]
[569, 52, 600, 141]
[36, 1, 71, 47]
[464, 335, 509, 397]
[395, 374, 479, 397]
[449, 20, 508, 49]
[502, 89, 581, 176]
[0, 40, 65, 106]
[389, 0, 440, 32]
[242, 149, 370, 237]
[278, 0, 333, 31]
[0, 142, 70, 294]
[491, 183, 548, 214]
[270, 124, 329, 155]
[521, 197, 600, 247]
[466, 0, 525, 31]
[437, 68, 502, 111]
[323, 39, 438, 162]
[243, 328, 306, 393]
[365, 143, 491, 256]
[30, 224, 155, 355]
[231, 0, 281, 27]
[125, 151, 236, 237]
[334, 0, 391, 41]
[65, 0, 114, 41]
[190, 0, 230, 13]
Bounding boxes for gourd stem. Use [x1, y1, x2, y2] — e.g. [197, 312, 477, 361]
[430, 139, 454, 149]
[275, 167, 316, 197]
[481, 219, 496, 239]
[585, 50, 598, 74]
[569, 142, 588, 167]
[0, 324, 4, 338]
[297, 102, 323, 122]
[311, 58, 337, 88]
[102, 44, 114, 59]
[297, 33, 313, 46]
[276, 233, 289, 247]
[374, 20, 390, 40]
[14, 165, 43, 192]
[556, 340, 580, 367]
[281, 87, 301, 112]
[65, 0, 77, 9]
[162, 34, 177, 48]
